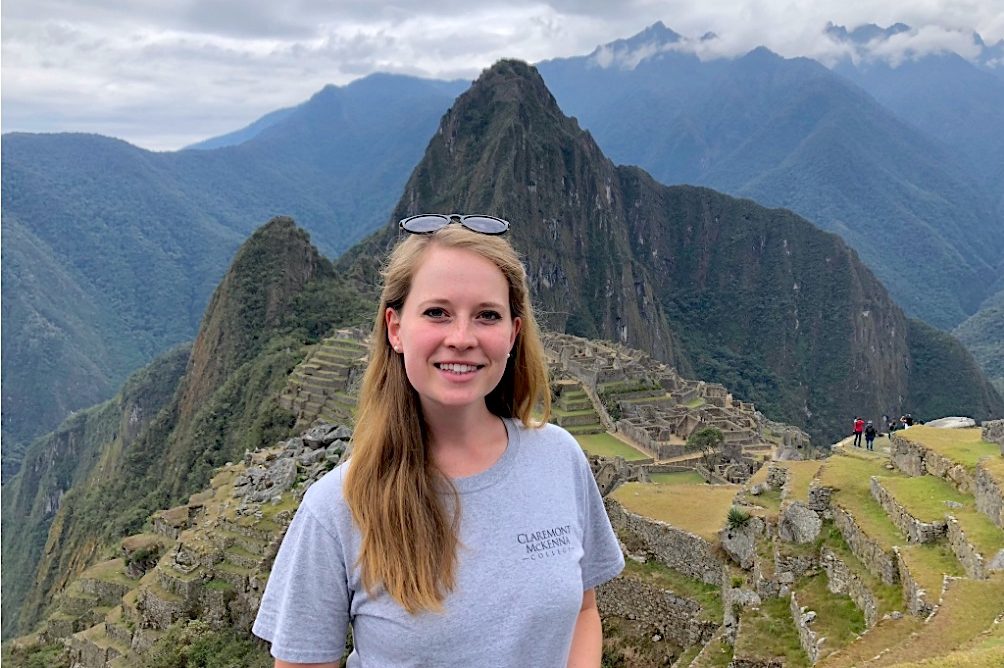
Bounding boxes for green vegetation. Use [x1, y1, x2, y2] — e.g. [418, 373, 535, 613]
[575, 433, 649, 460]
[819, 455, 904, 549]
[785, 460, 825, 502]
[622, 559, 723, 621]
[795, 573, 867, 654]
[687, 427, 725, 469]
[898, 544, 964, 602]
[1, 640, 70, 668]
[954, 288, 1004, 396]
[727, 507, 753, 530]
[819, 523, 904, 614]
[733, 595, 810, 667]
[140, 620, 271, 668]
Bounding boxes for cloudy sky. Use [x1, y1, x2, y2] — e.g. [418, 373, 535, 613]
[3, 0, 1002, 151]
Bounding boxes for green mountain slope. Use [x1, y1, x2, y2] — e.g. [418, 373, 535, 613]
[0, 74, 463, 470]
[536, 28, 1004, 330]
[340, 59, 1003, 444]
[954, 289, 1004, 396]
[2, 218, 371, 638]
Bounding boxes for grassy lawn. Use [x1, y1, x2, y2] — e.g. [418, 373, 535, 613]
[979, 456, 1004, 491]
[81, 558, 135, 586]
[819, 616, 923, 668]
[871, 574, 1004, 666]
[649, 470, 706, 485]
[733, 595, 811, 667]
[611, 482, 739, 541]
[686, 397, 706, 408]
[576, 432, 649, 460]
[747, 462, 771, 487]
[895, 427, 998, 470]
[621, 558, 723, 620]
[795, 572, 867, 658]
[692, 637, 734, 668]
[819, 455, 905, 549]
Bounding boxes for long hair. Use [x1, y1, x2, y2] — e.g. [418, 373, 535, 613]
[343, 225, 551, 613]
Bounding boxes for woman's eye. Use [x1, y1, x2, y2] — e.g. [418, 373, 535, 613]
[423, 307, 447, 318]
[479, 310, 502, 321]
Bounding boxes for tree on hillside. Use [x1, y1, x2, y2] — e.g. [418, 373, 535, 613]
[687, 427, 724, 470]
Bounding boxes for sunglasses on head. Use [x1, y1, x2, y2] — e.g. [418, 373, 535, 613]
[399, 213, 510, 235]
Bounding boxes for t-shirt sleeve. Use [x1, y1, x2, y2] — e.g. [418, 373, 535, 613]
[252, 499, 351, 663]
[573, 446, 625, 590]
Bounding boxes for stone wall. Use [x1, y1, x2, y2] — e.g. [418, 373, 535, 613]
[832, 505, 898, 585]
[889, 434, 975, 493]
[605, 499, 725, 585]
[790, 589, 826, 664]
[896, 547, 936, 618]
[945, 516, 1004, 579]
[807, 484, 833, 515]
[820, 547, 880, 627]
[869, 477, 946, 543]
[767, 464, 788, 490]
[981, 420, 1004, 454]
[974, 463, 1004, 529]
[596, 575, 718, 647]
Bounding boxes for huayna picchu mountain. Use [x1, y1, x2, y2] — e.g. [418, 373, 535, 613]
[339, 59, 1003, 446]
[1, 217, 371, 639]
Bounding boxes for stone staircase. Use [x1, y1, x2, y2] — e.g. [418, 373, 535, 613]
[551, 379, 604, 435]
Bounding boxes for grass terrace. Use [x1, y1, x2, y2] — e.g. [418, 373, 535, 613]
[819, 454, 904, 549]
[691, 636, 734, 668]
[819, 523, 904, 615]
[818, 616, 923, 668]
[879, 475, 1004, 559]
[610, 482, 739, 542]
[898, 544, 964, 605]
[575, 433, 649, 461]
[896, 427, 998, 470]
[733, 595, 811, 667]
[785, 460, 825, 502]
[649, 470, 705, 485]
[795, 572, 868, 657]
[871, 575, 1004, 666]
[621, 559, 723, 621]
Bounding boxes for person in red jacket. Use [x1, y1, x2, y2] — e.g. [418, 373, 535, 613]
[853, 416, 865, 447]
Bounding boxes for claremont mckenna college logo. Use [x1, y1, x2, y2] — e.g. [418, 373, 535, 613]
[516, 524, 574, 561]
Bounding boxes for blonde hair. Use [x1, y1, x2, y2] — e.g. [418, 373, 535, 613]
[343, 225, 551, 613]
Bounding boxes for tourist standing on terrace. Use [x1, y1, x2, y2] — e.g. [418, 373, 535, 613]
[864, 421, 877, 451]
[253, 215, 624, 668]
[853, 416, 865, 447]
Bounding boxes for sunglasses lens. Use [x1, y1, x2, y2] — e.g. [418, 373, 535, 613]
[462, 216, 509, 234]
[400, 215, 448, 233]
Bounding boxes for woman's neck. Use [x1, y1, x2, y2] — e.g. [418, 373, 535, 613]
[422, 403, 508, 479]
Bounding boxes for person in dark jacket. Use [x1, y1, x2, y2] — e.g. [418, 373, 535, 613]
[864, 421, 877, 451]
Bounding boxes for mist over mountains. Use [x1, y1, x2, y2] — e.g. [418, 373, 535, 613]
[3, 21, 1003, 479]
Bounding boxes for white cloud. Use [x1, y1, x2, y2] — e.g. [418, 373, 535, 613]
[2, 0, 1002, 150]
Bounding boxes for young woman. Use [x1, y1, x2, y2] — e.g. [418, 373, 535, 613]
[252, 215, 624, 667]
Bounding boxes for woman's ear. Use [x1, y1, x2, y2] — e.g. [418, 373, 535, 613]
[386, 307, 402, 352]
[510, 316, 522, 350]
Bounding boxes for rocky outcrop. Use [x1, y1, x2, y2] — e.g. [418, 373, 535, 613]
[596, 575, 718, 647]
[778, 502, 822, 544]
[605, 499, 725, 585]
[869, 477, 946, 543]
[720, 516, 766, 570]
[925, 417, 976, 429]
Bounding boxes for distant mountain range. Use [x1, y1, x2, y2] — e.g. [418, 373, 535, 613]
[5, 60, 1001, 643]
[3, 21, 1002, 479]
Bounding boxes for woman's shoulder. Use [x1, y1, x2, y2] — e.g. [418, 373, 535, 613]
[511, 419, 586, 463]
[299, 460, 353, 523]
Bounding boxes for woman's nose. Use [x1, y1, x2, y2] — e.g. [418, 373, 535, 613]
[445, 319, 476, 348]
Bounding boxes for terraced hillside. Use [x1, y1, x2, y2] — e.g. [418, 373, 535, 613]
[278, 329, 369, 429]
[597, 424, 1004, 667]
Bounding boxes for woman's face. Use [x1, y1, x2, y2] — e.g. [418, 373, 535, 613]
[386, 245, 521, 415]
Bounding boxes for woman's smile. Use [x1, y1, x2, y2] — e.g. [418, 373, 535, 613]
[386, 245, 521, 414]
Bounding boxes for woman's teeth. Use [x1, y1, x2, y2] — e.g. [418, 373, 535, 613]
[437, 363, 479, 373]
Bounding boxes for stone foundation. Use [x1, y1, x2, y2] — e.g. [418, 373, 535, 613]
[605, 499, 725, 585]
[821, 547, 880, 627]
[889, 435, 975, 493]
[597, 575, 718, 647]
[869, 477, 945, 543]
[981, 420, 1004, 454]
[946, 515, 1004, 579]
[832, 505, 898, 585]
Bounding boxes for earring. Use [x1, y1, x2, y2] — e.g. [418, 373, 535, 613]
[506, 352, 511, 359]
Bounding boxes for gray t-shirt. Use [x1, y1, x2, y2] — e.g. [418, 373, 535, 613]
[252, 419, 624, 666]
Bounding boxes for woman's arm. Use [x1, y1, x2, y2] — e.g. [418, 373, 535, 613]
[566, 588, 603, 668]
[275, 661, 340, 668]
